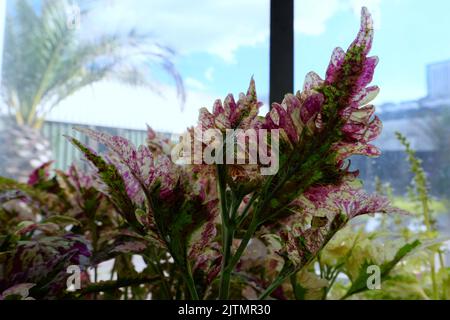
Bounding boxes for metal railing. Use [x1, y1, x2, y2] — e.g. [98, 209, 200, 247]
[40, 120, 172, 171]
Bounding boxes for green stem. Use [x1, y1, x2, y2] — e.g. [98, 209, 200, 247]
[220, 183, 280, 299]
[323, 268, 340, 300]
[183, 268, 199, 300]
[290, 273, 303, 300]
[430, 254, 439, 300]
[217, 164, 233, 300]
[438, 251, 448, 300]
[220, 217, 259, 300]
[421, 197, 439, 300]
[260, 224, 344, 300]
[150, 255, 172, 300]
[73, 275, 159, 297]
[143, 250, 172, 300]
[236, 192, 258, 228]
[217, 165, 229, 227]
[93, 266, 98, 300]
[228, 218, 259, 271]
[259, 278, 284, 300]
[421, 198, 432, 233]
[340, 292, 351, 300]
[88, 211, 99, 300]
[259, 263, 295, 300]
[219, 224, 234, 299]
[229, 194, 241, 224]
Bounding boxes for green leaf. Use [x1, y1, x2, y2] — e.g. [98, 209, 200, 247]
[14, 221, 36, 234]
[135, 208, 146, 226]
[65, 136, 143, 233]
[43, 215, 81, 227]
[150, 182, 214, 272]
[0, 177, 50, 205]
[343, 239, 421, 298]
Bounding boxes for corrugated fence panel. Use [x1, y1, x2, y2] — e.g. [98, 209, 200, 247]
[41, 121, 150, 171]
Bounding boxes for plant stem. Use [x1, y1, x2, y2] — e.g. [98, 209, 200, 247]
[421, 198, 432, 233]
[421, 197, 439, 300]
[290, 273, 303, 300]
[74, 275, 159, 297]
[217, 165, 229, 226]
[220, 216, 259, 300]
[430, 255, 439, 300]
[323, 268, 340, 300]
[236, 192, 258, 228]
[146, 250, 172, 300]
[259, 263, 295, 300]
[229, 217, 259, 267]
[159, 272, 172, 299]
[217, 164, 233, 299]
[183, 268, 199, 300]
[219, 223, 234, 299]
[340, 292, 351, 300]
[259, 277, 284, 300]
[397, 133, 440, 300]
[438, 251, 448, 299]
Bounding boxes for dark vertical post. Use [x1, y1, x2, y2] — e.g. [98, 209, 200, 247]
[270, 0, 294, 106]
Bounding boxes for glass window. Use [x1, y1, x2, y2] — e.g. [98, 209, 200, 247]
[0, 0, 270, 177]
[295, 0, 450, 199]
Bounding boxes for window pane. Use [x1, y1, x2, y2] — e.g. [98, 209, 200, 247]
[295, 0, 450, 197]
[0, 0, 270, 178]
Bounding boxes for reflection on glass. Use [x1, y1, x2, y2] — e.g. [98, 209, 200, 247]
[0, 0, 270, 178]
[294, 0, 450, 283]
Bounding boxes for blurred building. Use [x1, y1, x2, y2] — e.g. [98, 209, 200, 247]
[427, 60, 450, 99]
[353, 60, 450, 194]
[354, 61, 450, 262]
[375, 60, 450, 153]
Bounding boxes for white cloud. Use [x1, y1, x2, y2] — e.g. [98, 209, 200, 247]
[83, 0, 382, 63]
[47, 81, 217, 134]
[185, 77, 207, 90]
[294, 0, 382, 35]
[204, 67, 215, 82]
[294, 0, 341, 35]
[350, 0, 382, 29]
[85, 0, 270, 63]
[44, 0, 385, 134]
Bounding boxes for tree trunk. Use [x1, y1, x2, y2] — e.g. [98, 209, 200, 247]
[0, 117, 53, 182]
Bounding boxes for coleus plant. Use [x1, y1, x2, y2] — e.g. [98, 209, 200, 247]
[0, 8, 421, 300]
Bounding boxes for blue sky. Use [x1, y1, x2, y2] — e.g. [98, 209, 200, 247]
[171, 0, 450, 105]
[17, 0, 450, 132]
[294, 0, 450, 105]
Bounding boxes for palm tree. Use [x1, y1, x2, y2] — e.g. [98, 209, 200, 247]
[0, 0, 184, 180]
